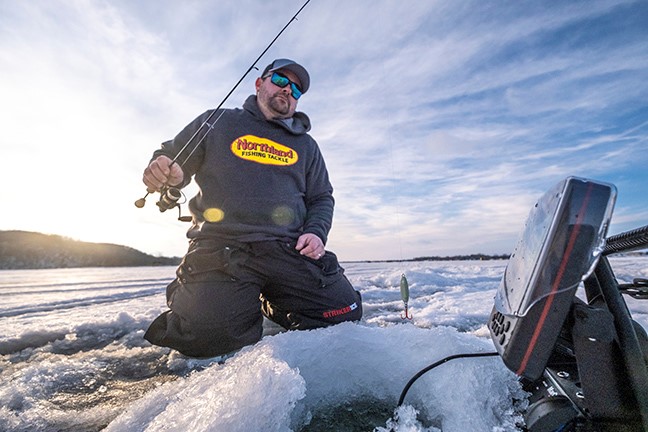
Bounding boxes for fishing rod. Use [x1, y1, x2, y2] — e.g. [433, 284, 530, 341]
[135, 0, 312, 213]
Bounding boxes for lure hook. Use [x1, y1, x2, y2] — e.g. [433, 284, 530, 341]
[401, 304, 413, 320]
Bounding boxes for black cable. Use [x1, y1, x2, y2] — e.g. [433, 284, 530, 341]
[397, 352, 499, 406]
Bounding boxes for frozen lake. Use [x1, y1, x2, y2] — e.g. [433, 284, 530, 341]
[1, 257, 647, 431]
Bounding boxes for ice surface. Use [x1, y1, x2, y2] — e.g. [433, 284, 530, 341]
[1, 258, 646, 431]
[106, 324, 524, 432]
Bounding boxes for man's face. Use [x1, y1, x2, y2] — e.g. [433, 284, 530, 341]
[255, 69, 302, 119]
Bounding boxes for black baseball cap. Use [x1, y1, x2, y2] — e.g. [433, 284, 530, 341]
[261, 58, 310, 93]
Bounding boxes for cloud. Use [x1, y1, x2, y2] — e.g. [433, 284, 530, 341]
[1, 0, 647, 261]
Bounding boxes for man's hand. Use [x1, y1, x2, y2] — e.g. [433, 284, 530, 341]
[143, 155, 184, 193]
[295, 233, 325, 260]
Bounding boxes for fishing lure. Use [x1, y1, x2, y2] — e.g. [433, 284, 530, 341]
[400, 273, 412, 320]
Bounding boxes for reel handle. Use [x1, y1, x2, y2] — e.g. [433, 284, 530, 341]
[134, 192, 149, 208]
[134, 186, 182, 212]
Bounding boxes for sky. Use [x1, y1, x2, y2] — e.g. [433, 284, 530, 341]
[1, 0, 647, 261]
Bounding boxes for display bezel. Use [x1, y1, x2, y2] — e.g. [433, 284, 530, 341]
[494, 177, 616, 318]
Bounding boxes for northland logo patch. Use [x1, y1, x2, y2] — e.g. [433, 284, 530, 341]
[231, 135, 298, 166]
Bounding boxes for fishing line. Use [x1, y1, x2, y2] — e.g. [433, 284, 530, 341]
[388, 127, 412, 319]
[135, 0, 312, 211]
[369, 8, 413, 320]
[380, 54, 411, 319]
[387, 136, 405, 262]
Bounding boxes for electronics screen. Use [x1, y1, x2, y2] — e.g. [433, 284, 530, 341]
[489, 177, 616, 380]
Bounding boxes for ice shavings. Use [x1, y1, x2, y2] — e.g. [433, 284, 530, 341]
[105, 345, 306, 432]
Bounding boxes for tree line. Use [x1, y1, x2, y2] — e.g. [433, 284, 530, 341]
[0, 231, 180, 270]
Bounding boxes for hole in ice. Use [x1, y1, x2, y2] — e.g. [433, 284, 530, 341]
[298, 397, 395, 432]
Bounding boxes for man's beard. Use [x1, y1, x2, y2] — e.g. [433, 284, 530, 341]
[269, 94, 291, 117]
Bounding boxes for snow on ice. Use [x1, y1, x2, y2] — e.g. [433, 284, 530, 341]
[1, 258, 647, 431]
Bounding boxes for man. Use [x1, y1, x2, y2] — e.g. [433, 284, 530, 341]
[142, 58, 363, 358]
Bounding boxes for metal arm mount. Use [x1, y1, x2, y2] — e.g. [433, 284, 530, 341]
[604, 224, 648, 255]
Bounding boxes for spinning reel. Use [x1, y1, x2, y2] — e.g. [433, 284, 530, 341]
[134, 186, 192, 222]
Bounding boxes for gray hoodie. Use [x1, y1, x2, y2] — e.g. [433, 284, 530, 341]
[153, 95, 335, 244]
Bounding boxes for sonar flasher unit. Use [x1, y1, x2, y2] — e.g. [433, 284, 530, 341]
[489, 177, 616, 380]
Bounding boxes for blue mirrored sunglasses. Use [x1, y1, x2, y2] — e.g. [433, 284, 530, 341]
[267, 72, 303, 100]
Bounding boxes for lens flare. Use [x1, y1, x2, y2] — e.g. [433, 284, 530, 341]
[271, 205, 295, 226]
[203, 208, 225, 222]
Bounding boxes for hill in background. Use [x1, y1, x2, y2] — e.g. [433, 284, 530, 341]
[0, 231, 180, 269]
[0, 230, 514, 270]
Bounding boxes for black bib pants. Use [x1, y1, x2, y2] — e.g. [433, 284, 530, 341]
[144, 239, 362, 358]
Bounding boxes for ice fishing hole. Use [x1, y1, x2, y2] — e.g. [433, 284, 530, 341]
[298, 398, 395, 432]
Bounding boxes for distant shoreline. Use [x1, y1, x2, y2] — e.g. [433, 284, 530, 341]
[5, 230, 643, 270]
[0, 230, 181, 270]
[345, 253, 510, 264]
[1, 230, 513, 270]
